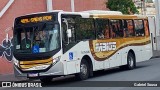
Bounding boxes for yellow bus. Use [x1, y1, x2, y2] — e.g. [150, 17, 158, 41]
[13, 10, 153, 83]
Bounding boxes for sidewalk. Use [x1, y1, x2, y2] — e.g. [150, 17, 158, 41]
[0, 74, 28, 81]
[152, 50, 160, 59]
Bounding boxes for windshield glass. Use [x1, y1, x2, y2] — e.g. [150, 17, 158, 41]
[14, 23, 60, 54]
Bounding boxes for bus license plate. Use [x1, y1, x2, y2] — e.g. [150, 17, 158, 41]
[28, 73, 38, 77]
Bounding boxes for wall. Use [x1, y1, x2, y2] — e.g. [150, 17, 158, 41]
[52, 0, 107, 11]
[0, 0, 46, 74]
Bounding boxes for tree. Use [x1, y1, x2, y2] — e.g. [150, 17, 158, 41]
[106, 0, 139, 14]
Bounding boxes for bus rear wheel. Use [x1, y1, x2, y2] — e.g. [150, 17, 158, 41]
[75, 59, 89, 80]
[120, 52, 136, 70]
[127, 52, 136, 70]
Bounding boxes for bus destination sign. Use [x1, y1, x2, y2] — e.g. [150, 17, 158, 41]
[20, 15, 52, 24]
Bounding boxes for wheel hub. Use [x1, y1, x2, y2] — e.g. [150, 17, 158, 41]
[80, 64, 87, 76]
[129, 57, 134, 67]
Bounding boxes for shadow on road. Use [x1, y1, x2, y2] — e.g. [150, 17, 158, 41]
[40, 65, 149, 87]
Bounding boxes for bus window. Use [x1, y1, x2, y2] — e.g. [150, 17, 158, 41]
[75, 18, 95, 40]
[144, 20, 149, 36]
[110, 20, 124, 38]
[21, 31, 31, 50]
[134, 20, 145, 36]
[95, 19, 110, 39]
[125, 20, 135, 37]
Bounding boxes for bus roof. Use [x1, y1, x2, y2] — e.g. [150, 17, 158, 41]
[16, 10, 148, 20]
[90, 14, 148, 19]
[81, 10, 123, 15]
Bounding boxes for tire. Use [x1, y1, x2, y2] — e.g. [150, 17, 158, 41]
[40, 77, 53, 83]
[75, 60, 89, 80]
[126, 52, 136, 70]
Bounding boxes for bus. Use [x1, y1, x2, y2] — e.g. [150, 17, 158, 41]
[13, 10, 153, 83]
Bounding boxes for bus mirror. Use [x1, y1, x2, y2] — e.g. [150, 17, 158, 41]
[67, 29, 72, 38]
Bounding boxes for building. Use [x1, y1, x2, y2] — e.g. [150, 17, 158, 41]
[0, 0, 107, 74]
[133, 0, 156, 15]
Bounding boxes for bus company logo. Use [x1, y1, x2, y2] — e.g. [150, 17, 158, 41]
[1, 82, 42, 88]
[2, 82, 12, 87]
[95, 42, 116, 52]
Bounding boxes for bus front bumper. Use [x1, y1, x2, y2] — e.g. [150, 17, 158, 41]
[14, 62, 65, 78]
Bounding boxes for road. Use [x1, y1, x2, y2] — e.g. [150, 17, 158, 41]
[1, 58, 160, 90]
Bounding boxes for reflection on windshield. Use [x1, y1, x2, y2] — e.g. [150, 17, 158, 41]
[14, 23, 60, 53]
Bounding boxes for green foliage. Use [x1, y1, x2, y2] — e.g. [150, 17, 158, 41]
[106, 0, 139, 14]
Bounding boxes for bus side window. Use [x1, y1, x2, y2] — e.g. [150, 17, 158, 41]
[144, 20, 149, 36]
[110, 20, 123, 38]
[95, 19, 110, 39]
[124, 20, 135, 37]
[134, 20, 145, 37]
[126, 20, 135, 37]
[75, 18, 95, 40]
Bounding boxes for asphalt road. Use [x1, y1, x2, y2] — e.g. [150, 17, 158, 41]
[1, 58, 160, 90]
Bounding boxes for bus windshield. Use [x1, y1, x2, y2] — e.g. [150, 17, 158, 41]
[14, 22, 60, 54]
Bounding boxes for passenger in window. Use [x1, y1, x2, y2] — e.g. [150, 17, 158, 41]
[127, 20, 134, 36]
[111, 25, 116, 38]
[98, 31, 105, 39]
[104, 25, 110, 39]
[39, 31, 46, 48]
[144, 20, 149, 36]
[123, 20, 128, 37]
[117, 21, 124, 37]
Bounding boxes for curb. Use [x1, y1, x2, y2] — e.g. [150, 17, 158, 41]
[150, 56, 160, 59]
[0, 74, 28, 81]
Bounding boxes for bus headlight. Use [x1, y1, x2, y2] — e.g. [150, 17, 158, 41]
[13, 58, 19, 67]
[53, 56, 61, 65]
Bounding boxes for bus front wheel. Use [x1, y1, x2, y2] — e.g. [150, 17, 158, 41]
[75, 59, 89, 80]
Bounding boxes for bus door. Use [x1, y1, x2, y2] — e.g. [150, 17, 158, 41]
[61, 15, 81, 74]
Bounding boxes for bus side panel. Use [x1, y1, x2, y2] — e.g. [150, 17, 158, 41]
[109, 49, 122, 68]
[61, 41, 95, 75]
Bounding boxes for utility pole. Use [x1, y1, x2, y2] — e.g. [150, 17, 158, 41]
[154, 0, 160, 50]
[141, 0, 143, 15]
[46, 0, 53, 12]
[155, 0, 160, 36]
[141, 0, 146, 15]
[71, 0, 75, 12]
